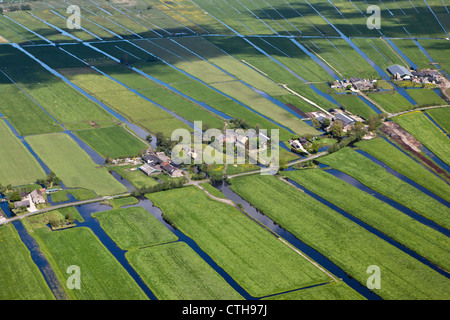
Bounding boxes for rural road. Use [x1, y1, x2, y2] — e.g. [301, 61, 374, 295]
[387, 104, 450, 118]
[0, 193, 130, 226]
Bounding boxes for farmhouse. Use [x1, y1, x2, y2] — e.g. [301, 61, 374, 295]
[161, 162, 184, 178]
[30, 189, 46, 205]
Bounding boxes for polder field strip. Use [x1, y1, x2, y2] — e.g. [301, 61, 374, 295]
[298, 38, 380, 80]
[0, 224, 54, 300]
[92, 206, 178, 251]
[130, 38, 321, 136]
[390, 39, 437, 70]
[229, 174, 450, 300]
[283, 169, 450, 272]
[418, 39, 450, 76]
[355, 138, 450, 202]
[25, 133, 127, 197]
[317, 147, 450, 229]
[0, 119, 46, 187]
[350, 38, 409, 72]
[404, 88, 447, 107]
[24, 225, 148, 300]
[366, 90, 414, 113]
[112, 38, 317, 137]
[58, 43, 226, 130]
[0, 69, 63, 136]
[90, 40, 294, 140]
[146, 186, 336, 298]
[0, 45, 116, 130]
[427, 107, 450, 133]
[172, 36, 288, 97]
[22, 44, 195, 136]
[74, 125, 149, 159]
[263, 281, 364, 300]
[394, 112, 450, 167]
[126, 242, 245, 300]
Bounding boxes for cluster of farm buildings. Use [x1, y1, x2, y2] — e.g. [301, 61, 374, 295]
[289, 109, 364, 152]
[386, 65, 445, 85]
[9, 188, 59, 212]
[331, 65, 445, 91]
[139, 151, 184, 178]
[331, 77, 376, 91]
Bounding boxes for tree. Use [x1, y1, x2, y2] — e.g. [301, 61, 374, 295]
[145, 135, 153, 144]
[311, 118, 321, 129]
[322, 118, 331, 128]
[65, 212, 75, 224]
[9, 191, 21, 202]
[330, 121, 343, 138]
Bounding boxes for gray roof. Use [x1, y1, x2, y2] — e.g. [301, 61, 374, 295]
[14, 200, 30, 208]
[335, 113, 356, 125]
[139, 164, 160, 175]
[142, 154, 160, 164]
[387, 65, 412, 77]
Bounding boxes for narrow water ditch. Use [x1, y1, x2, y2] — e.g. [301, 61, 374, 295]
[283, 178, 450, 279]
[74, 197, 255, 300]
[12, 220, 68, 300]
[214, 181, 383, 300]
[355, 149, 450, 207]
[324, 168, 450, 236]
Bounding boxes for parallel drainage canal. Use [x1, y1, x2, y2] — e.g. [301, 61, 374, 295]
[324, 168, 450, 236]
[74, 198, 254, 300]
[214, 181, 382, 300]
[355, 149, 450, 207]
[12, 220, 68, 300]
[282, 178, 450, 279]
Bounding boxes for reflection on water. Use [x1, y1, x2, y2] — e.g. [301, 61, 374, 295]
[12, 220, 68, 300]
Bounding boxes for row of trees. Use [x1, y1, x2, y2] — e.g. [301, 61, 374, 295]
[130, 178, 186, 197]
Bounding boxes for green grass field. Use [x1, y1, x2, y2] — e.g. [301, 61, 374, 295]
[230, 174, 450, 300]
[31, 227, 148, 300]
[50, 189, 97, 203]
[355, 138, 450, 202]
[284, 168, 450, 271]
[367, 91, 414, 113]
[126, 242, 244, 300]
[264, 281, 364, 300]
[318, 147, 450, 228]
[0, 119, 46, 187]
[0, 224, 54, 300]
[110, 165, 161, 190]
[147, 186, 332, 297]
[75, 126, 148, 159]
[26, 133, 127, 196]
[92, 206, 178, 250]
[394, 112, 450, 166]
[405, 89, 447, 107]
[0, 72, 63, 136]
[426, 107, 450, 133]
